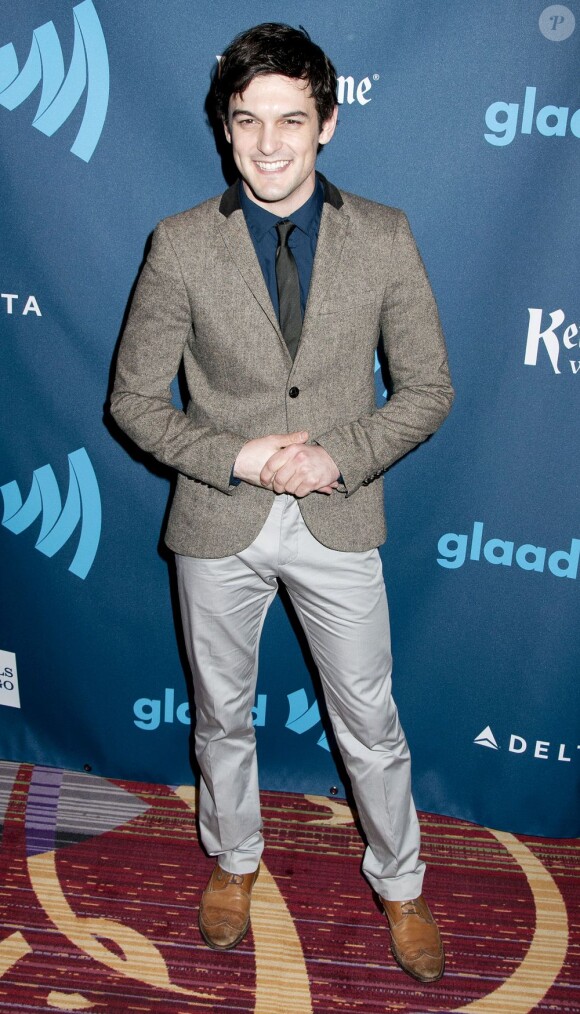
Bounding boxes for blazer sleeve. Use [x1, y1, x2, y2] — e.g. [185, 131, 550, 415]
[314, 211, 454, 495]
[110, 220, 246, 494]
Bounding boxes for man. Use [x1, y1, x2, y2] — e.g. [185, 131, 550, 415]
[111, 23, 453, 983]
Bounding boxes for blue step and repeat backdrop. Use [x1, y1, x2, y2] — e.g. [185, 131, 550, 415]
[1, 1, 578, 838]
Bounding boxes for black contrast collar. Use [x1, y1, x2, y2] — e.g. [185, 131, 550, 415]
[218, 172, 343, 217]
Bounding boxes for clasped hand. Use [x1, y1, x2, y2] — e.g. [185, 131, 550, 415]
[233, 431, 340, 497]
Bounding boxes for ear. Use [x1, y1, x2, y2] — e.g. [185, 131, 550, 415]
[223, 119, 232, 144]
[318, 105, 338, 146]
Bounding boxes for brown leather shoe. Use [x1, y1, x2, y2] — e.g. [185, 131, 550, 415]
[199, 864, 259, 950]
[381, 895, 444, 982]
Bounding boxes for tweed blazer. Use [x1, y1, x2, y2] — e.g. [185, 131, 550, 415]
[111, 176, 453, 558]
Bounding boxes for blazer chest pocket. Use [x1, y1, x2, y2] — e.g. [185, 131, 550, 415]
[318, 288, 378, 315]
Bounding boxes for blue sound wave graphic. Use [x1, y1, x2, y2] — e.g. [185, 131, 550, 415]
[375, 350, 387, 401]
[0, 1, 109, 162]
[1, 448, 102, 579]
[286, 689, 330, 752]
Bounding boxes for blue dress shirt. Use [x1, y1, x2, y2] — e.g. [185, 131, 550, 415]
[239, 177, 324, 320]
[231, 178, 331, 486]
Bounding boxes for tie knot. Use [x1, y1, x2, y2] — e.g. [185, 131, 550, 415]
[276, 220, 295, 247]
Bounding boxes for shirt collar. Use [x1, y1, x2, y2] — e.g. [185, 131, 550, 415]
[239, 176, 324, 241]
[219, 173, 342, 217]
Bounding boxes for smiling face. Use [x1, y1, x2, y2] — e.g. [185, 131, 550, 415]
[224, 74, 338, 217]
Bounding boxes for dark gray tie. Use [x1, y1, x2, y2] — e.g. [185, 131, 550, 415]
[275, 220, 302, 361]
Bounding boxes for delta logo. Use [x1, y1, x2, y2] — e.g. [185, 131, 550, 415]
[474, 725, 579, 763]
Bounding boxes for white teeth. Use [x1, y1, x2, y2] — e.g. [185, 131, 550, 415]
[255, 160, 290, 171]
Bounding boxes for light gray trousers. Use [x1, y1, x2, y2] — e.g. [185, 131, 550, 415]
[176, 494, 425, 901]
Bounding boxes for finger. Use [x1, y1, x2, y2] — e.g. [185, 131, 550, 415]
[280, 470, 319, 497]
[271, 467, 298, 494]
[293, 480, 320, 498]
[279, 430, 308, 447]
[270, 456, 308, 493]
[260, 445, 304, 486]
[260, 457, 280, 487]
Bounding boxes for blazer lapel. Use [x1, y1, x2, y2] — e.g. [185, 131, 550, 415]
[302, 199, 350, 328]
[216, 179, 351, 364]
[217, 185, 286, 350]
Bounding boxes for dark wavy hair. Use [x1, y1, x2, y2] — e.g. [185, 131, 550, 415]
[213, 23, 337, 128]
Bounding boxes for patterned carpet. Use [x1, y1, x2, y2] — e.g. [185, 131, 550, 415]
[0, 761, 577, 1013]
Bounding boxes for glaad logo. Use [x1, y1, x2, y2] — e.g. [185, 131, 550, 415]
[374, 351, 387, 402]
[524, 308, 579, 375]
[133, 688, 267, 730]
[437, 521, 580, 580]
[0, 1, 109, 162]
[286, 688, 330, 751]
[484, 86, 580, 146]
[0, 650, 21, 709]
[0, 448, 101, 579]
[132, 686, 333, 753]
[474, 725, 579, 763]
[133, 687, 332, 753]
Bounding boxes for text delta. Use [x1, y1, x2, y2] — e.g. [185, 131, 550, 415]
[508, 735, 578, 762]
[476, 725, 579, 763]
[1, 293, 41, 316]
[437, 521, 580, 579]
[485, 86, 580, 146]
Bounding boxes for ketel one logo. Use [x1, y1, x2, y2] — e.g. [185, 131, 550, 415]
[524, 307, 580, 375]
[218, 56, 378, 108]
[0, 1, 109, 162]
[0, 448, 101, 579]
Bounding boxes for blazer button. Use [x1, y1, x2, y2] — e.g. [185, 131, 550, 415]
[288, 386, 300, 398]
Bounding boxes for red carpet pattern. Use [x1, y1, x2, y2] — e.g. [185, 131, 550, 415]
[0, 761, 577, 1013]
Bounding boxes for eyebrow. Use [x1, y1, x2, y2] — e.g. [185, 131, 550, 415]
[231, 109, 309, 119]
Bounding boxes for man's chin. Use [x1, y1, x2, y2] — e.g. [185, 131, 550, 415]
[246, 179, 293, 206]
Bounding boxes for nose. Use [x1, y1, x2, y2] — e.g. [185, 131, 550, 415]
[256, 122, 282, 156]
